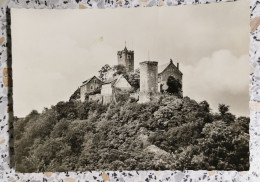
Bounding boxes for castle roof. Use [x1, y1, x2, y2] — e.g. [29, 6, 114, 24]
[103, 78, 117, 85]
[102, 74, 129, 87]
[117, 46, 134, 54]
[103, 74, 120, 84]
[113, 75, 127, 87]
[140, 61, 158, 65]
[158, 59, 182, 75]
[158, 62, 170, 74]
[81, 76, 101, 86]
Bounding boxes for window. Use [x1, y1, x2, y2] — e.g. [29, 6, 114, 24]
[94, 80, 96, 84]
[90, 85, 93, 90]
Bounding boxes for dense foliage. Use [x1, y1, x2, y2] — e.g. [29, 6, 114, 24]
[14, 95, 249, 172]
[69, 88, 80, 101]
[166, 76, 182, 95]
[98, 64, 112, 81]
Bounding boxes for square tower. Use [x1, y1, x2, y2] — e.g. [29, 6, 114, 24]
[117, 46, 134, 73]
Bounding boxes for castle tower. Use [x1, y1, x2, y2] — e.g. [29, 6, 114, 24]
[139, 61, 158, 103]
[117, 46, 134, 73]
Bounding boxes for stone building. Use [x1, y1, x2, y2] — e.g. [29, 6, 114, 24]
[80, 76, 102, 102]
[158, 59, 183, 95]
[117, 46, 134, 73]
[78, 46, 183, 104]
[101, 75, 132, 104]
[139, 61, 158, 103]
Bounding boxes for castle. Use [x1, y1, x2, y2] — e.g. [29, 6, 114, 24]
[79, 46, 183, 104]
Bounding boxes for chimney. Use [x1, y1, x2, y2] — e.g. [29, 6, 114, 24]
[170, 59, 173, 64]
[177, 63, 179, 69]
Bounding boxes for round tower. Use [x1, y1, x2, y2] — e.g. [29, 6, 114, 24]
[139, 61, 158, 103]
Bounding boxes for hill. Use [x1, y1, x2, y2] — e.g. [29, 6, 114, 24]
[14, 95, 249, 172]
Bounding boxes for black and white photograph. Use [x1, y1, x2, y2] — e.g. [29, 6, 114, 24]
[12, 0, 250, 172]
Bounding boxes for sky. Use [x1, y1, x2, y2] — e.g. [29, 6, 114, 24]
[11, 0, 250, 117]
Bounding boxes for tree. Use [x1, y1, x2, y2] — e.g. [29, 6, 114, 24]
[198, 120, 249, 170]
[199, 101, 210, 113]
[235, 116, 249, 134]
[55, 101, 78, 120]
[127, 69, 140, 90]
[218, 104, 229, 116]
[166, 76, 182, 95]
[15, 92, 249, 172]
[112, 64, 127, 77]
[98, 64, 112, 81]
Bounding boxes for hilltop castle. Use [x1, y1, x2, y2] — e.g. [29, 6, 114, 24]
[79, 46, 183, 104]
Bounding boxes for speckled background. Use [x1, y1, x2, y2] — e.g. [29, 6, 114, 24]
[0, 0, 257, 181]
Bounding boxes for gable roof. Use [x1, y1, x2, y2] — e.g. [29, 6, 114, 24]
[158, 62, 171, 74]
[102, 79, 117, 85]
[158, 59, 182, 75]
[102, 74, 130, 87]
[113, 75, 128, 87]
[81, 76, 101, 86]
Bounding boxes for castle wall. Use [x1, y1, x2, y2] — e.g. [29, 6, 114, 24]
[117, 53, 126, 66]
[101, 83, 113, 104]
[101, 84, 113, 95]
[126, 53, 134, 73]
[80, 77, 102, 102]
[139, 61, 158, 103]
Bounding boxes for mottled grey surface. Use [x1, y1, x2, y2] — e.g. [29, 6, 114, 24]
[0, 0, 257, 181]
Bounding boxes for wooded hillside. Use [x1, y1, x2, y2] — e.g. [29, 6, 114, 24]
[14, 95, 249, 172]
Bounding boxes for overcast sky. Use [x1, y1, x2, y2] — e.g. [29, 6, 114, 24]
[11, 0, 250, 117]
